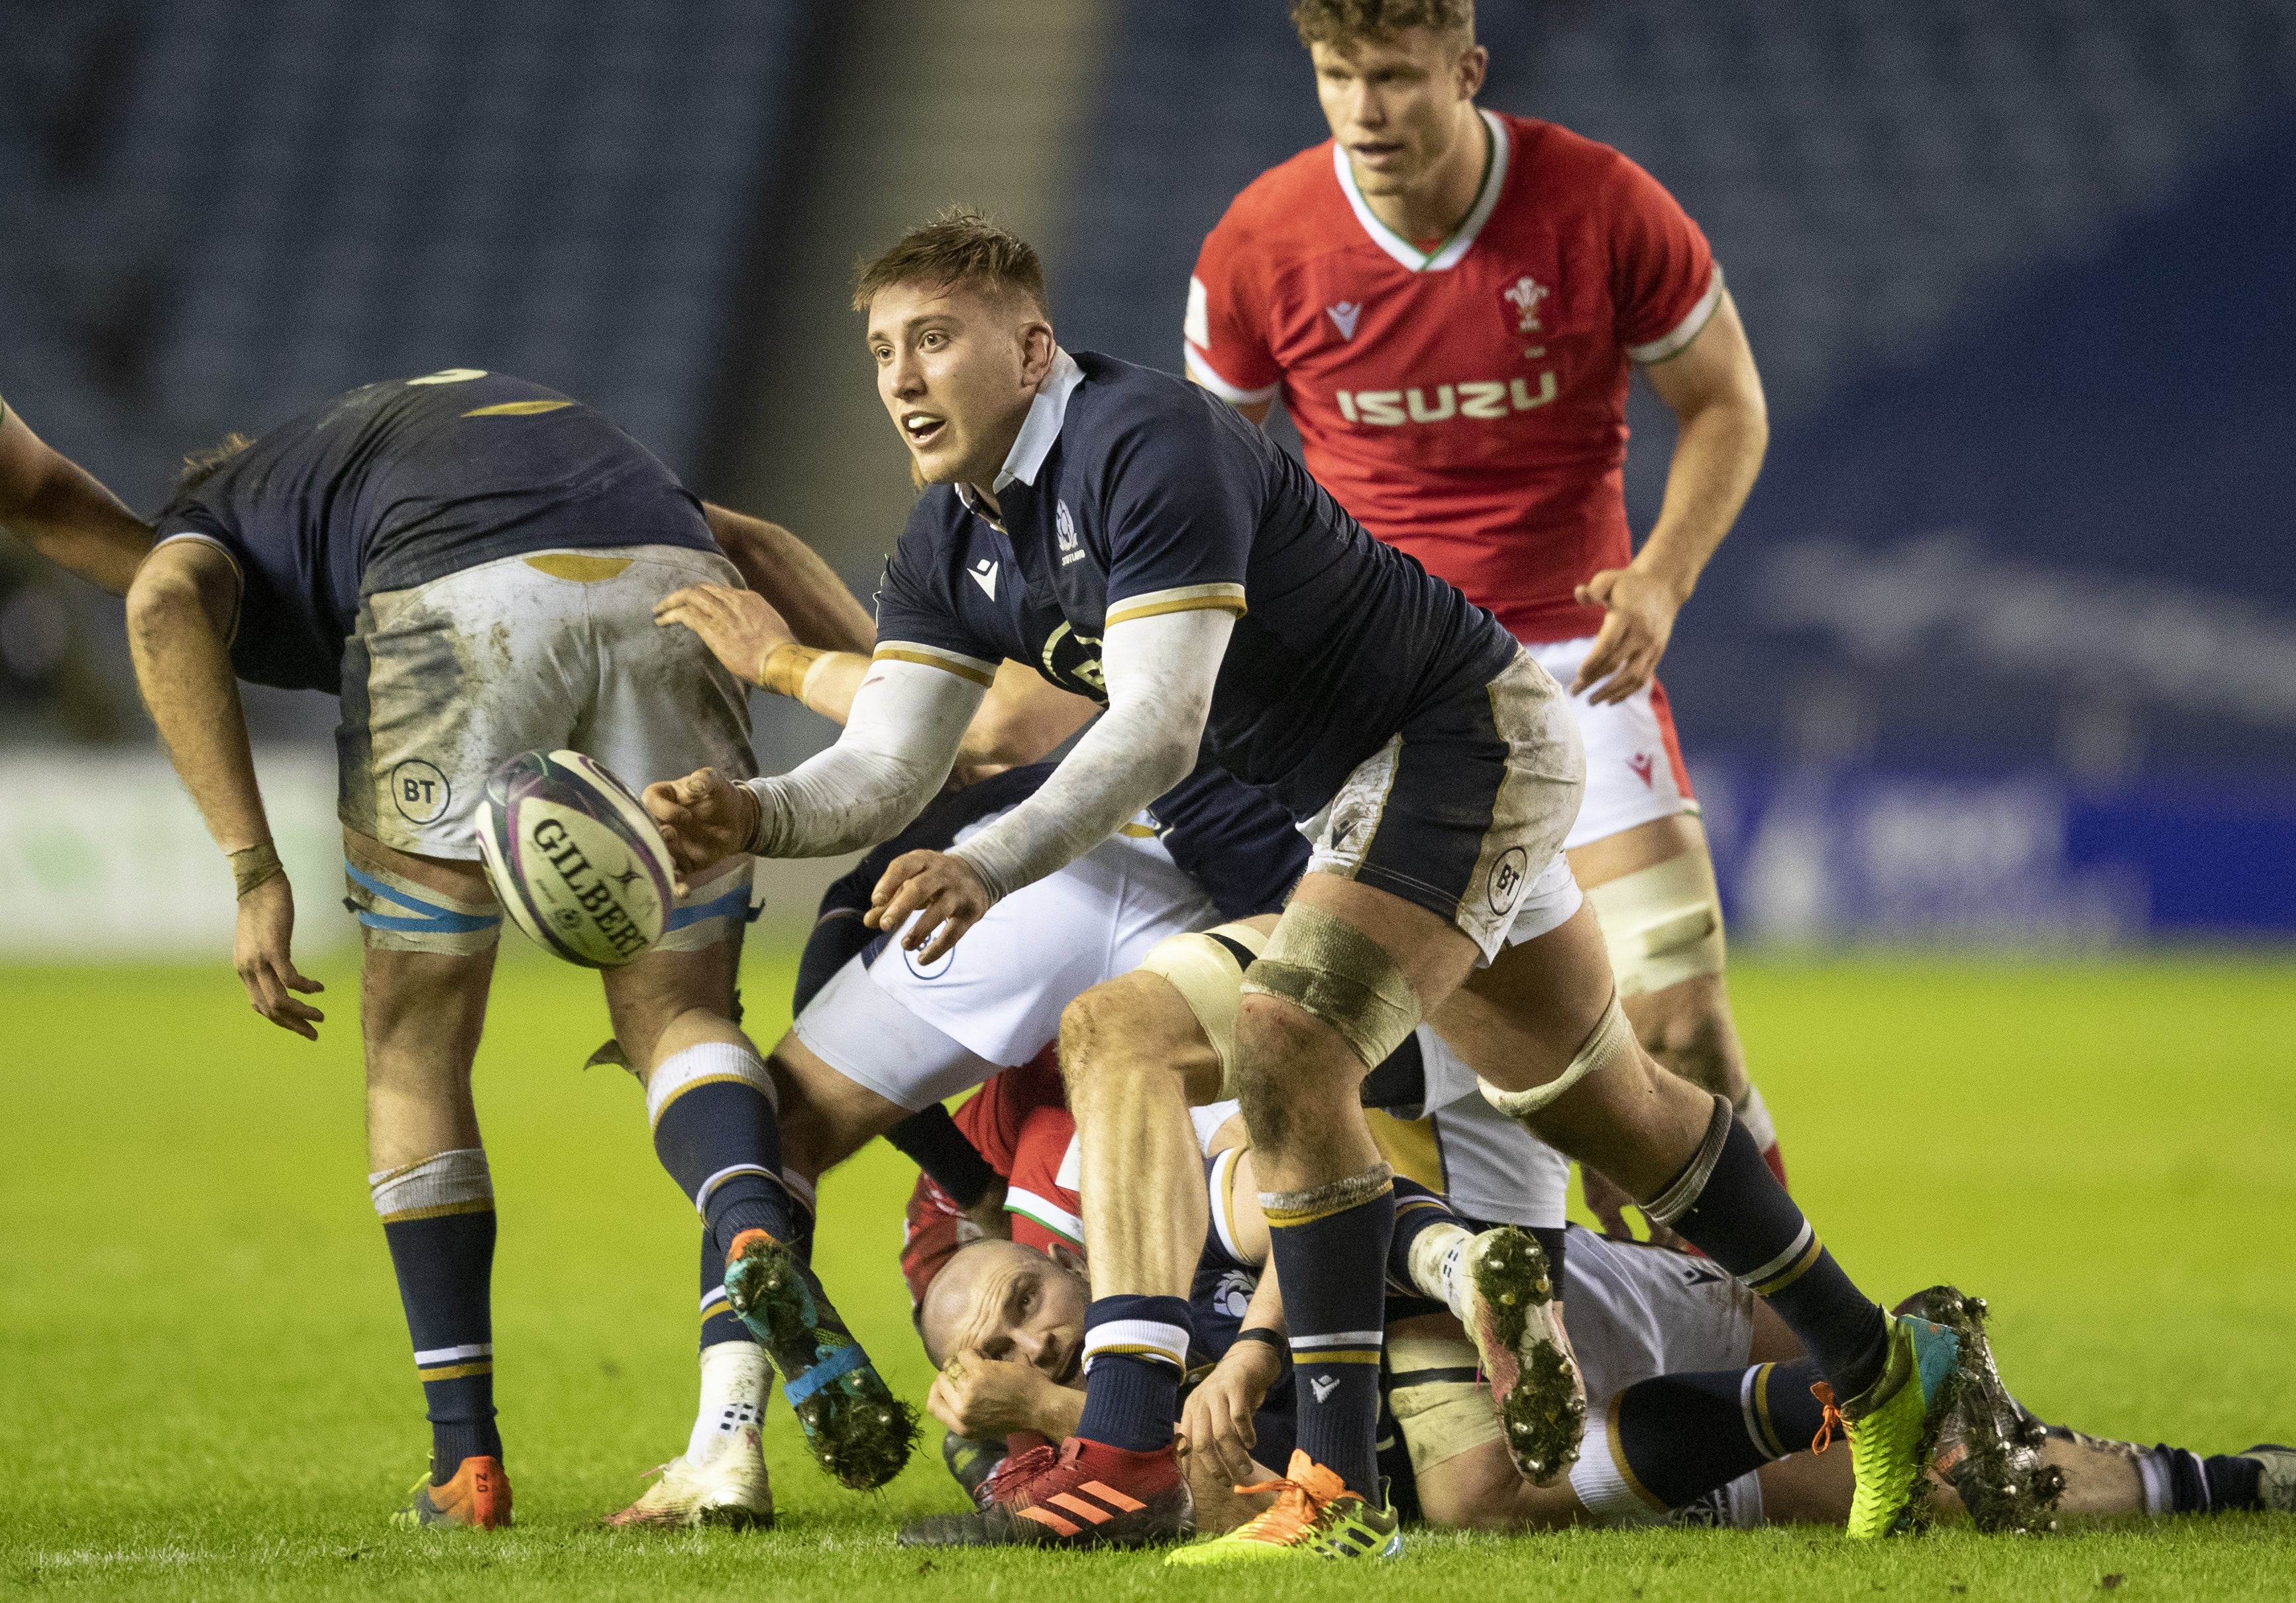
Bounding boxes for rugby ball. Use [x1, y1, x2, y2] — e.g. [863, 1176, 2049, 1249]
[474, 749, 676, 968]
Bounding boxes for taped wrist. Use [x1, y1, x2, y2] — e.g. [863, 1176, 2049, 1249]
[231, 841, 284, 899]
[1239, 905, 1421, 1070]
[343, 856, 502, 954]
[1640, 1092, 1733, 1229]
[758, 642, 826, 700]
[1478, 990, 1635, 1119]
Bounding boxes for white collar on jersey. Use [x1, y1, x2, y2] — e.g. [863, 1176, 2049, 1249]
[1333, 107, 1511, 273]
[957, 348, 1085, 520]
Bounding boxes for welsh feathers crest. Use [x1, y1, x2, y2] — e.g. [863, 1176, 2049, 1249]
[1503, 275, 1549, 332]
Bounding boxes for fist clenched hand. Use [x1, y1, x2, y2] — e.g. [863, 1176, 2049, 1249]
[643, 767, 759, 885]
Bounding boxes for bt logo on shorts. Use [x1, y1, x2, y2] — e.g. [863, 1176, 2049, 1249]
[1486, 845, 1530, 916]
[1334, 372, 1556, 426]
[391, 759, 451, 825]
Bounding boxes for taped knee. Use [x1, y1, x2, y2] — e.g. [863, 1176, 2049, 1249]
[1136, 921, 1269, 1099]
[1583, 854, 1725, 999]
[655, 857, 758, 954]
[368, 1148, 493, 1221]
[1388, 1335, 1503, 1476]
[1238, 905, 1422, 1071]
[344, 857, 501, 955]
[1479, 991, 1635, 1119]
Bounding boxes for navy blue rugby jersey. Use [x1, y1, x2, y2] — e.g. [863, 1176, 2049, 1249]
[872, 351, 1521, 818]
[152, 371, 715, 693]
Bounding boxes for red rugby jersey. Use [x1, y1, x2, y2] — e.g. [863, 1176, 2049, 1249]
[1185, 111, 1719, 643]
[898, 1052, 1067, 1309]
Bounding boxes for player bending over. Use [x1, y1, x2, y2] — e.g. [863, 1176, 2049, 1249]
[1186, 1, 1783, 1226]
[121, 370, 893, 1530]
[647, 211, 2005, 1559]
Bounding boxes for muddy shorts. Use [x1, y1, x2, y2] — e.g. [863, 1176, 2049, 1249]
[336, 545, 755, 859]
[1302, 648, 1586, 961]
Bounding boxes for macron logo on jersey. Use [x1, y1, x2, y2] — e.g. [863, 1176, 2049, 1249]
[969, 558, 999, 600]
[1326, 301, 1363, 341]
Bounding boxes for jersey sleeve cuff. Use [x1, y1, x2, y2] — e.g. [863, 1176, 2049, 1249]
[1105, 583, 1248, 627]
[1007, 1186, 1083, 1246]
[871, 641, 999, 688]
[1183, 345, 1282, 408]
[1627, 264, 1725, 365]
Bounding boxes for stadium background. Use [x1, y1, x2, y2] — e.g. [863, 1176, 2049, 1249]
[3, 3, 2293, 1596]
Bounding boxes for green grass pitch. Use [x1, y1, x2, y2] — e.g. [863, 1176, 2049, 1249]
[3, 946, 2293, 1600]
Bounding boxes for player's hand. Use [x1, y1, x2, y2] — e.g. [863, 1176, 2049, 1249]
[233, 875, 325, 1040]
[653, 583, 795, 688]
[1579, 1164, 1679, 1248]
[1179, 1340, 1282, 1486]
[643, 767, 758, 885]
[866, 849, 992, 964]
[961, 1178, 1013, 1243]
[1570, 565, 1684, 705]
[928, 1352, 1064, 1440]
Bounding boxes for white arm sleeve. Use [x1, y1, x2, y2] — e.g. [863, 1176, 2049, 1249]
[743, 657, 984, 857]
[950, 608, 1233, 902]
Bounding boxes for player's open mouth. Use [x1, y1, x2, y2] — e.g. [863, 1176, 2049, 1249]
[1351, 140, 1406, 166]
[902, 412, 947, 449]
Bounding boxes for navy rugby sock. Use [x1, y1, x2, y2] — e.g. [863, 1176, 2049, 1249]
[2136, 1443, 2266, 1514]
[1611, 1360, 1828, 1509]
[1654, 1101, 1890, 1402]
[1388, 1176, 1568, 1303]
[372, 1148, 503, 1479]
[649, 1041, 802, 1260]
[698, 1231, 753, 1352]
[1076, 1295, 1192, 1453]
[1264, 1166, 1394, 1500]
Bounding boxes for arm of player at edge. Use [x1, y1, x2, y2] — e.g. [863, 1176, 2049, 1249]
[0, 398, 155, 595]
[867, 608, 1235, 964]
[125, 539, 325, 1038]
[701, 501, 876, 653]
[1573, 290, 1767, 705]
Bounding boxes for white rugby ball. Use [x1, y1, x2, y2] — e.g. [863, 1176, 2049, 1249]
[474, 749, 676, 967]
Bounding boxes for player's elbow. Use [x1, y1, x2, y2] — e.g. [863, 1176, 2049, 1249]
[125, 556, 225, 655]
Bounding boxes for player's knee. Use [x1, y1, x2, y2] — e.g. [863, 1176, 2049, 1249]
[1584, 852, 1726, 1000]
[1057, 973, 1174, 1092]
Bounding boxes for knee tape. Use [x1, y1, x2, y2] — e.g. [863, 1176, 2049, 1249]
[1240, 905, 1422, 1071]
[1387, 1335, 1503, 1475]
[1583, 853, 1725, 999]
[368, 1148, 492, 1221]
[1478, 991, 1636, 1119]
[655, 856, 758, 954]
[344, 856, 502, 955]
[1136, 920, 1269, 1099]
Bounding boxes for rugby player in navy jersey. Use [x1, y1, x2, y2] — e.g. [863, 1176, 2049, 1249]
[0, 389, 153, 592]
[645, 211, 2002, 1559]
[120, 369, 904, 1529]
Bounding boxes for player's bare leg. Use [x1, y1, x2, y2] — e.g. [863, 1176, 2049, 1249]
[349, 830, 513, 1530]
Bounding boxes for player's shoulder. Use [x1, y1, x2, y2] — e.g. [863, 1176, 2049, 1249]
[1500, 112, 1680, 216]
[1071, 350, 1234, 442]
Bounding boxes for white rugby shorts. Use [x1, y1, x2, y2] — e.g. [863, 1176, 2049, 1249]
[1368, 1042, 1573, 1230]
[792, 812, 1221, 1111]
[1522, 637, 1697, 852]
[338, 545, 755, 857]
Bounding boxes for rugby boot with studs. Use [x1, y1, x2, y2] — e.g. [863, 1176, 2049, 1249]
[1899, 1286, 2062, 1533]
[1451, 1225, 1584, 1484]
[899, 1437, 1193, 1549]
[2238, 1445, 2296, 1512]
[393, 1455, 512, 1531]
[601, 1423, 775, 1530]
[1816, 1311, 1975, 1538]
[724, 1227, 916, 1491]
[1165, 1450, 1401, 1565]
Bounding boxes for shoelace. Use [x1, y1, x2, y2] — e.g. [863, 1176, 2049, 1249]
[1811, 1381, 1845, 1455]
[1227, 1474, 1354, 1543]
[979, 1444, 1062, 1507]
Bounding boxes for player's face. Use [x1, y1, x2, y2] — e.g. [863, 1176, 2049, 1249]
[933, 1241, 1088, 1385]
[866, 281, 1051, 491]
[1310, 30, 1488, 197]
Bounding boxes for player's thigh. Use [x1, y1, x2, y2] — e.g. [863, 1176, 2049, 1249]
[575, 545, 759, 792]
[788, 950, 1000, 1139]
[337, 556, 593, 860]
[342, 828, 500, 1078]
[765, 1024, 918, 1178]
[1436, 901, 1617, 1083]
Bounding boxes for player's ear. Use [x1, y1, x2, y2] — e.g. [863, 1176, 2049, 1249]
[1046, 1240, 1087, 1276]
[1455, 42, 1488, 99]
[1017, 317, 1057, 390]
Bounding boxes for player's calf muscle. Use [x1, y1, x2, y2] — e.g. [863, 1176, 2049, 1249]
[1623, 976, 1747, 1101]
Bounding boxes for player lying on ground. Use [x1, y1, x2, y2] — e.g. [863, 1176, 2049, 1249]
[908, 1076, 2294, 1533]
[1185, 0, 1782, 1230]
[118, 370, 907, 1530]
[645, 209, 2010, 1558]
[0, 390, 154, 594]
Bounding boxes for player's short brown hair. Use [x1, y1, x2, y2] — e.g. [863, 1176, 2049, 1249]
[851, 207, 1050, 319]
[163, 432, 254, 509]
[1291, 0, 1475, 50]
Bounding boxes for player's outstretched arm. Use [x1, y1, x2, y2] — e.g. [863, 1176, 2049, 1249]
[1573, 290, 1767, 704]
[655, 584, 1096, 774]
[126, 540, 324, 1038]
[0, 399, 154, 595]
[867, 608, 1233, 964]
[702, 501, 875, 653]
[645, 654, 983, 877]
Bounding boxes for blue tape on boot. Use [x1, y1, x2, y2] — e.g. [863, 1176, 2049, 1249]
[783, 1343, 872, 1406]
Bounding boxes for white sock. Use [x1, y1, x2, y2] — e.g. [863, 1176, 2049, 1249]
[1733, 1083, 1779, 1152]
[686, 1340, 772, 1463]
[1407, 1222, 1474, 1323]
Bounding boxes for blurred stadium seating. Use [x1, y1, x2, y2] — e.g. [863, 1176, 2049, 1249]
[3, 0, 2291, 942]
